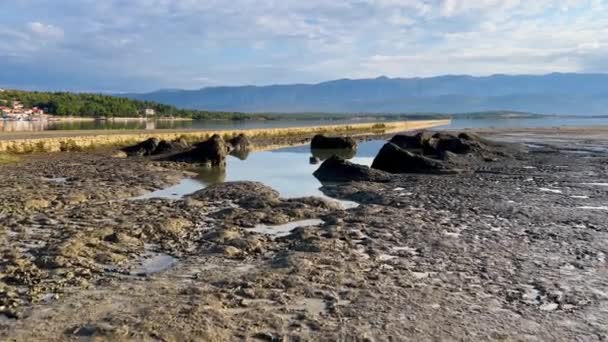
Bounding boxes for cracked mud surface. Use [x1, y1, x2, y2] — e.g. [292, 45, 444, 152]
[1, 128, 608, 341]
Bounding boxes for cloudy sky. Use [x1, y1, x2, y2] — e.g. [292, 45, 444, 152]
[1, 0, 607, 92]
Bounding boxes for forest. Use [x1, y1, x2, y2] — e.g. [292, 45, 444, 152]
[0, 90, 250, 120]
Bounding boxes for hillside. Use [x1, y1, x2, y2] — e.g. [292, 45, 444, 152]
[124, 73, 608, 115]
[0, 90, 248, 120]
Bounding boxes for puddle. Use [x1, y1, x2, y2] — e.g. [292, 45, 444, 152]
[578, 206, 608, 211]
[248, 219, 324, 238]
[42, 177, 68, 183]
[539, 188, 562, 194]
[392, 246, 418, 255]
[377, 254, 398, 261]
[525, 144, 545, 149]
[132, 179, 205, 200]
[288, 298, 326, 316]
[583, 183, 608, 187]
[571, 195, 590, 199]
[131, 140, 386, 206]
[130, 252, 178, 275]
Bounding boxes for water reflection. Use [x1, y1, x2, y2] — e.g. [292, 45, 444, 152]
[194, 166, 226, 184]
[310, 148, 357, 161]
[136, 140, 384, 204]
[2, 116, 608, 132]
[230, 149, 251, 161]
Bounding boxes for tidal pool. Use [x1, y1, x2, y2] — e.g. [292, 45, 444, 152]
[139, 140, 387, 205]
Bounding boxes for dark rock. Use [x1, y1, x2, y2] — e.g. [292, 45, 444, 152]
[190, 181, 280, 204]
[310, 156, 321, 165]
[424, 133, 472, 155]
[389, 131, 431, 149]
[313, 156, 392, 183]
[122, 138, 160, 157]
[372, 143, 455, 174]
[228, 134, 252, 152]
[311, 135, 357, 150]
[168, 134, 228, 167]
[153, 138, 189, 155]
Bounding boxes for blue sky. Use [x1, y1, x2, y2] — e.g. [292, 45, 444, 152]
[1, 0, 607, 92]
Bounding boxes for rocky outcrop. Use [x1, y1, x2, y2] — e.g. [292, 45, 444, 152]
[154, 138, 190, 155]
[371, 143, 456, 174]
[228, 134, 252, 152]
[122, 137, 189, 157]
[423, 132, 472, 155]
[313, 156, 392, 183]
[122, 138, 160, 157]
[311, 135, 357, 150]
[167, 134, 229, 167]
[389, 131, 431, 150]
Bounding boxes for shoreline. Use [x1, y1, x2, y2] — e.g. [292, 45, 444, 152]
[50, 116, 193, 122]
[0, 119, 450, 153]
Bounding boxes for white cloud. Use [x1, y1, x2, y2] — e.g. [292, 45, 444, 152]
[27, 22, 64, 39]
[1, 0, 607, 90]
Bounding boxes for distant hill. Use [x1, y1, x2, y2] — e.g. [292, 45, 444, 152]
[124, 73, 608, 115]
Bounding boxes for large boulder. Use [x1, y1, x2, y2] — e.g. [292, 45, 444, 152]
[168, 134, 229, 167]
[389, 131, 432, 150]
[122, 138, 160, 157]
[423, 132, 472, 155]
[313, 156, 392, 183]
[228, 134, 252, 152]
[153, 138, 189, 155]
[372, 143, 456, 174]
[311, 135, 357, 150]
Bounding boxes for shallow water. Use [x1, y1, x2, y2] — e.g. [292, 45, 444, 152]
[248, 219, 325, 238]
[3, 116, 607, 132]
[138, 140, 385, 205]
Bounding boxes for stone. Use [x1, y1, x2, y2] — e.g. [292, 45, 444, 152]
[228, 134, 252, 152]
[190, 181, 280, 205]
[167, 134, 229, 167]
[371, 143, 455, 174]
[122, 138, 160, 157]
[313, 156, 392, 183]
[311, 135, 357, 150]
[153, 138, 189, 155]
[423, 133, 472, 155]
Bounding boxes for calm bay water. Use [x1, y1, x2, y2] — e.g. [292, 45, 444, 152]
[1, 116, 607, 132]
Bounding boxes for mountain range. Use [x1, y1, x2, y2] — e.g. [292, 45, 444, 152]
[124, 73, 608, 115]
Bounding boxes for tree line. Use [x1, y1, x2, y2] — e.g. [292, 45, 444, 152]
[0, 90, 250, 120]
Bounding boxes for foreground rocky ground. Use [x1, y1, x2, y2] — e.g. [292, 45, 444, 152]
[1, 127, 607, 341]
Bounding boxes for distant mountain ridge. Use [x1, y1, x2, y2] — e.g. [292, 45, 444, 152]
[124, 73, 608, 115]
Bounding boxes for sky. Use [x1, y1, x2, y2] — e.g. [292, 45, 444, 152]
[0, 0, 607, 92]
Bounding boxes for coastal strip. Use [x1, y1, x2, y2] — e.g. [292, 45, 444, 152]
[0, 119, 450, 154]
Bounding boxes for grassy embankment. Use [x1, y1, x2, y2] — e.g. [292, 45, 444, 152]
[0, 120, 450, 154]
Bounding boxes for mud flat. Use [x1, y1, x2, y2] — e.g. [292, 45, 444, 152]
[1, 127, 608, 341]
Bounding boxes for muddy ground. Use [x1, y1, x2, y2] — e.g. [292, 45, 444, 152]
[1, 128, 607, 341]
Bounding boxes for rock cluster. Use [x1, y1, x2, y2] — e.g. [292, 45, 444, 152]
[314, 131, 516, 182]
[123, 134, 253, 165]
[311, 135, 357, 150]
[122, 137, 190, 157]
[313, 156, 392, 183]
[168, 134, 230, 167]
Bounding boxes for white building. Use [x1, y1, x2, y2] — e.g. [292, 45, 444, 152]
[144, 108, 156, 116]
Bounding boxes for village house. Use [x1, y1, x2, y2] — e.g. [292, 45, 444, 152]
[143, 108, 156, 116]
